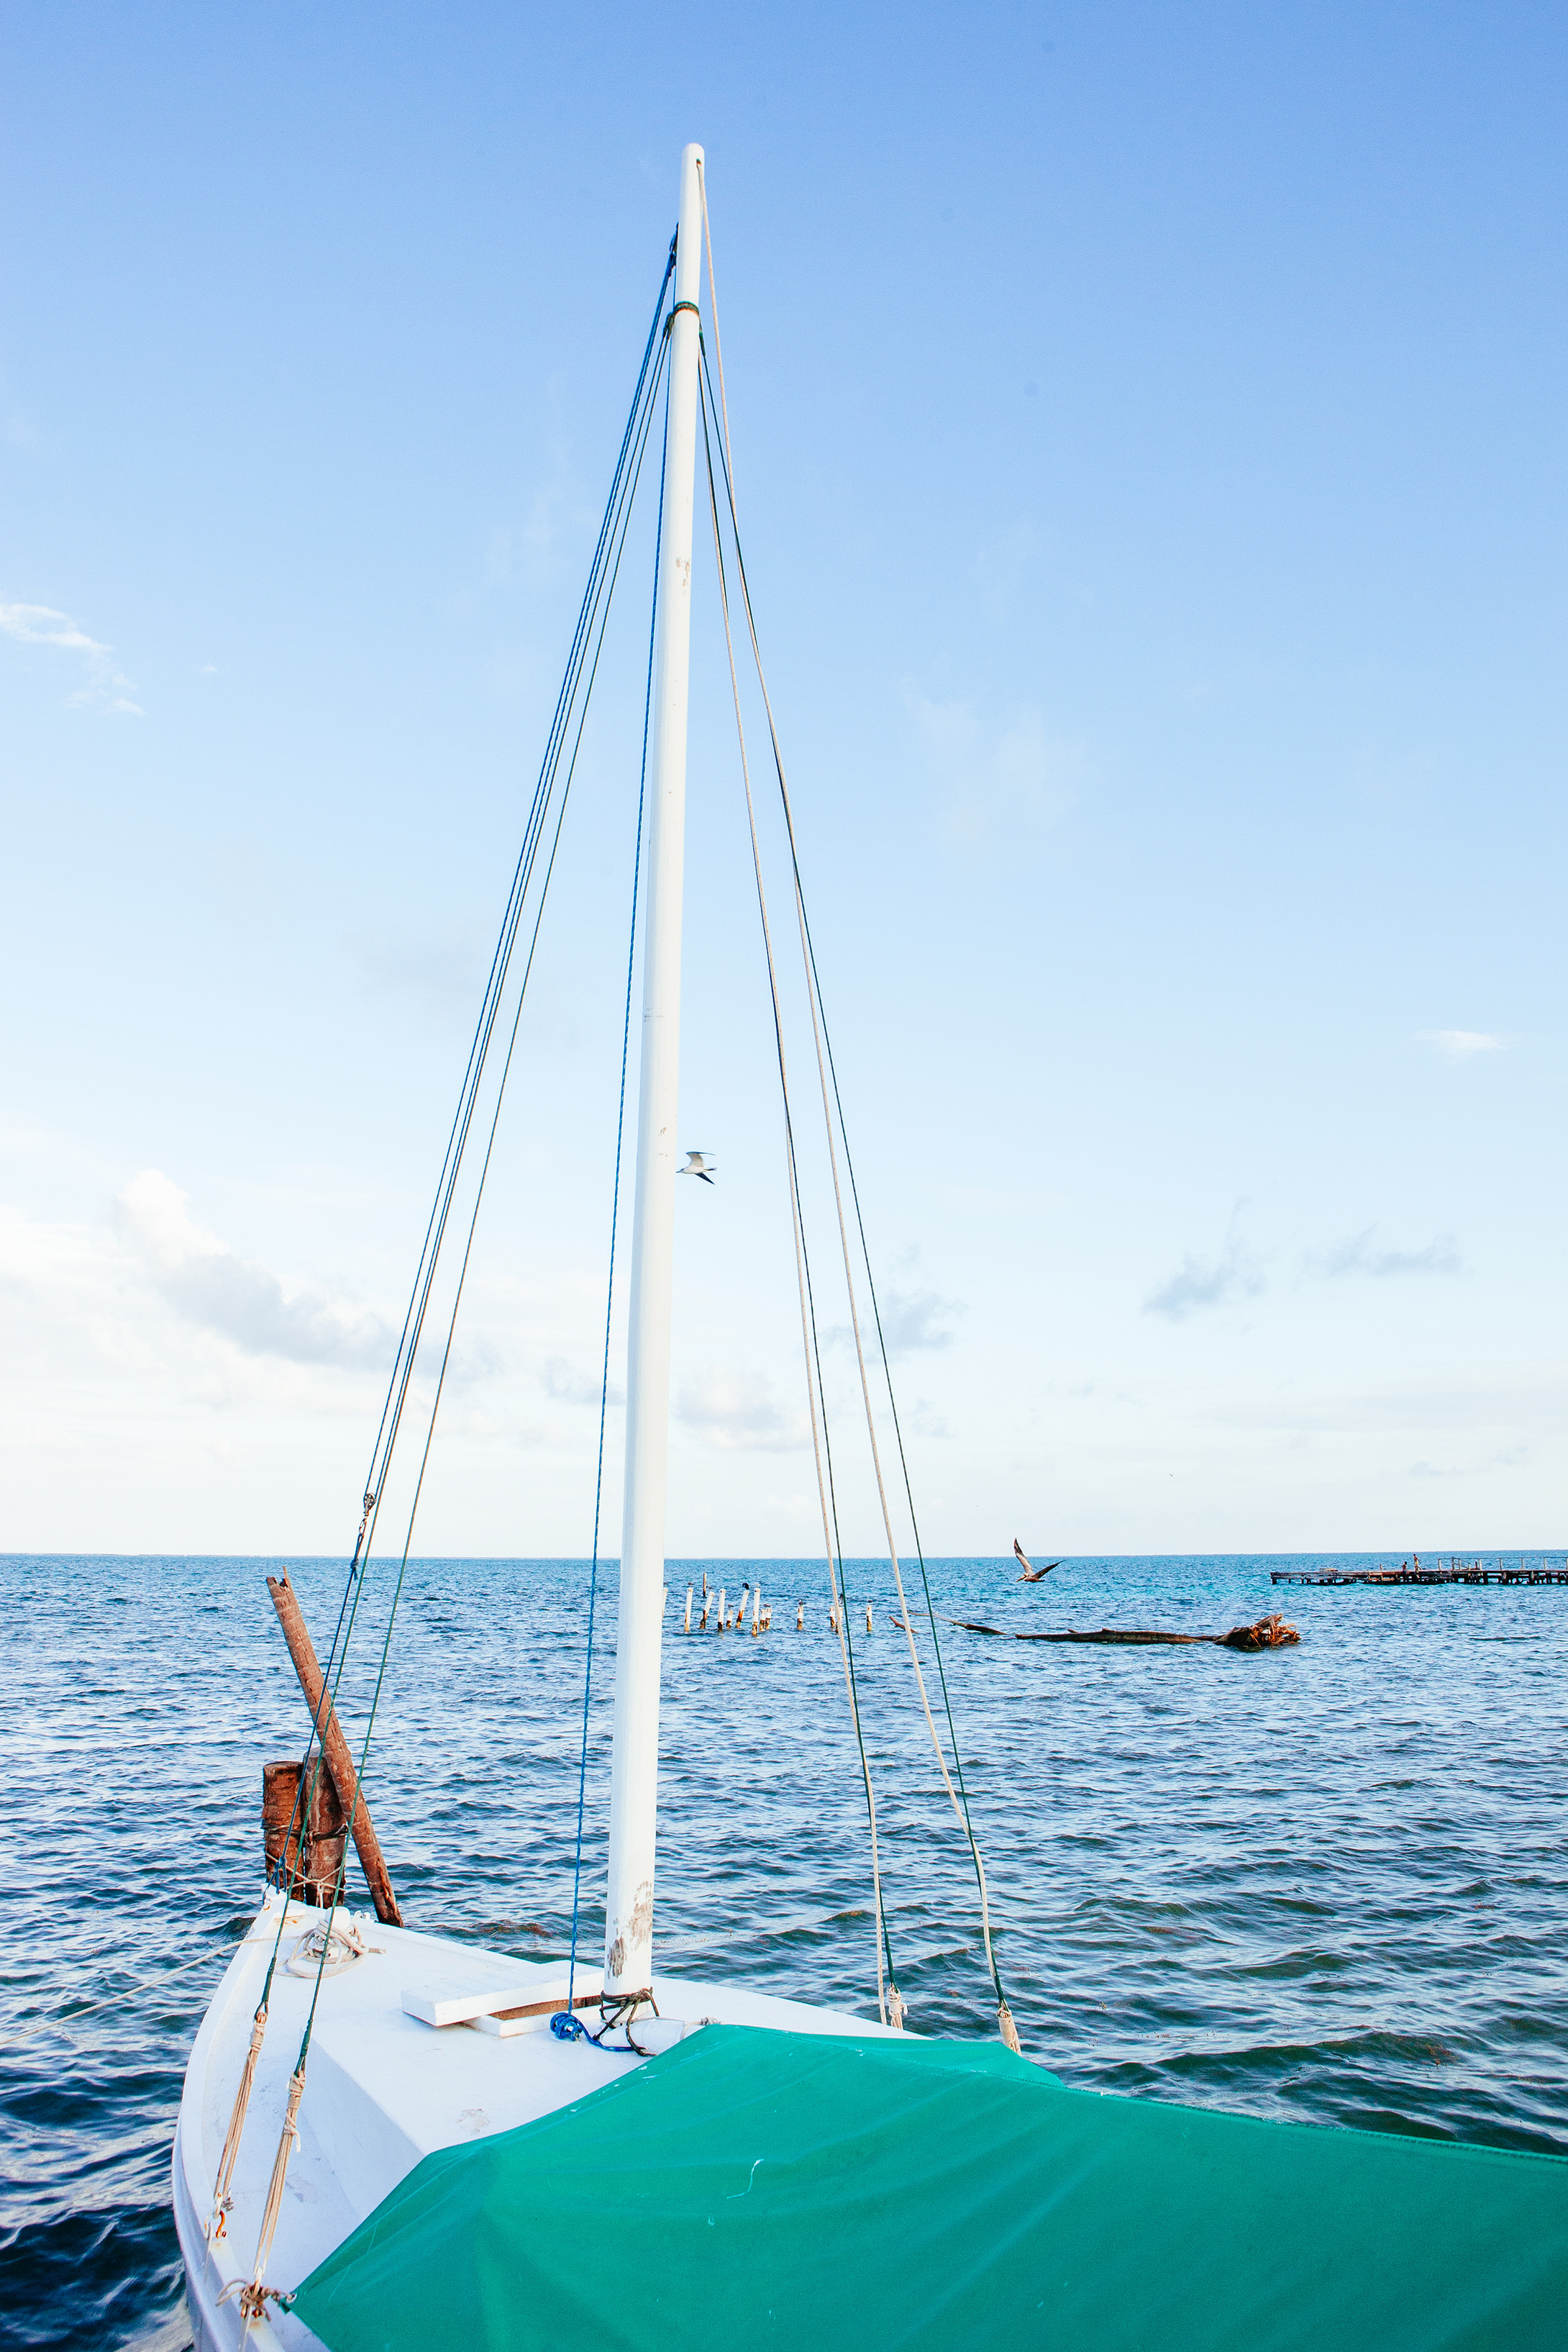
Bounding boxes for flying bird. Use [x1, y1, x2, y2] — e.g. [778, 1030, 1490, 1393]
[1015, 1539, 1059, 1583]
[679, 1151, 716, 1185]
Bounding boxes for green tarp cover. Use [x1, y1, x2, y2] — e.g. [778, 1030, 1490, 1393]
[293, 2023, 1568, 2352]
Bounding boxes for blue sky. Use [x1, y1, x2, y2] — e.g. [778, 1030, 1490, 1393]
[3, 3, 1564, 1556]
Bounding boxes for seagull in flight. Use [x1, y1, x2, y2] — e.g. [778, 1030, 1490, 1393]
[1015, 1538, 1059, 1582]
[679, 1151, 716, 1186]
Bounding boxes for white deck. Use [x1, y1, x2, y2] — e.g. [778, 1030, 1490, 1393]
[175, 1892, 891, 2349]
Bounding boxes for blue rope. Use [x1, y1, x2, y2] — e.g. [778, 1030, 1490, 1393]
[563, 385, 670, 2030]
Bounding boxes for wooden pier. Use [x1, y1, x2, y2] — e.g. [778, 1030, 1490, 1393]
[1271, 1558, 1568, 1588]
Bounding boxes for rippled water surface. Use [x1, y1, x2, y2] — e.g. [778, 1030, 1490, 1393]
[4, 1550, 1567, 2349]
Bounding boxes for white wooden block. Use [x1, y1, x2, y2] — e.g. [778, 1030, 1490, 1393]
[402, 1966, 603, 2031]
[467, 2007, 551, 2038]
[401, 1983, 542, 2029]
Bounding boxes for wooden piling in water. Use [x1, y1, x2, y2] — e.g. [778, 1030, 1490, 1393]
[266, 1571, 404, 1927]
[263, 1758, 348, 1905]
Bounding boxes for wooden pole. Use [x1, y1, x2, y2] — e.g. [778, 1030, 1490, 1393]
[262, 1758, 347, 1905]
[266, 1571, 404, 1927]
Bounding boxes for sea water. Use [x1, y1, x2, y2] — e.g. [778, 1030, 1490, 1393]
[4, 1550, 1567, 2349]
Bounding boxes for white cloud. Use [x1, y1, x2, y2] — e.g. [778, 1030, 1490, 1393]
[542, 1356, 624, 1408]
[1314, 1227, 1462, 1280]
[115, 1170, 391, 1367]
[0, 600, 142, 714]
[676, 1367, 808, 1452]
[0, 1164, 634, 1546]
[351, 929, 487, 1016]
[0, 1199, 124, 1335]
[1216, 1372, 1558, 1438]
[1420, 1030, 1505, 1063]
[1, 604, 106, 653]
[1144, 1219, 1263, 1322]
[941, 1183, 1062, 1217]
[872, 1286, 961, 1354]
[910, 694, 1075, 844]
[0, 1182, 401, 1550]
[829, 1284, 960, 1356]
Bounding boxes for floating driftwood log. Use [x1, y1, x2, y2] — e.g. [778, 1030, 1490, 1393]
[949, 1611, 1300, 1651]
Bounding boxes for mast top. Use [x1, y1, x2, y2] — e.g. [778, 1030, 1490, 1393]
[674, 145, 705, 303]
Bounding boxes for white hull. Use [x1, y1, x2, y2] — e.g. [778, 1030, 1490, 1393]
[176, 1892, 893, 2347]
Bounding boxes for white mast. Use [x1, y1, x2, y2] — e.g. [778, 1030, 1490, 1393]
[603, 141, 705, 2001]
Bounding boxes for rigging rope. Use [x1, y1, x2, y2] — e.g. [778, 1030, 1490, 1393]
[219, 246, 678, 2292]
[565, 385, 670, 2023]
[698, 381, 899, 2030]
[348, 256, 675, 1602]
[355, 232, 680, 1556]
[250, 236, 681, 1957]
[694, 203, 1019, 2050]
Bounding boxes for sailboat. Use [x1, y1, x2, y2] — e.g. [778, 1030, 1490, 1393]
[175, 145, 1568, 2351]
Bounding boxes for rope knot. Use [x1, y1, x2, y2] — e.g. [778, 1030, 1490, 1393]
[219, 2280, 295, 2318]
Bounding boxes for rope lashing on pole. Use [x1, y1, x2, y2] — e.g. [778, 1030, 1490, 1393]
[219, 2061, 304, 2323]
[695, 186, 1019, 2052]
[209, 2004, 267, 2243]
